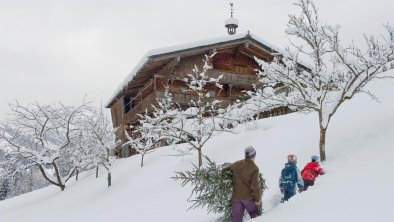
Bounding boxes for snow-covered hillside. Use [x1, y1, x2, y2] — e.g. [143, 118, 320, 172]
[1, 78, 394, 222]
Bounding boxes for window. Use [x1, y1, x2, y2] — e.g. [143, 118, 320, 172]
[179, 87, 187, 93]
[208, 90, 216, 97]
[120, 144, 131, 158]
[123, 96, 131, 113]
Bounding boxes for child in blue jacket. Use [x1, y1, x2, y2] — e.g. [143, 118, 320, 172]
[279, 154, 304, 202]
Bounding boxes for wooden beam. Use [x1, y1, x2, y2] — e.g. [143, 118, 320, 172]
[241, 46, 272, 62]
[158, 57, 180, 77]
[232, 45, 241, 59]
[232, 42, 250, 59]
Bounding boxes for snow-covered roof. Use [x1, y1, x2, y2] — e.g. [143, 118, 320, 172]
[105, 32, 308, 108]
[225, 17, 239, 26]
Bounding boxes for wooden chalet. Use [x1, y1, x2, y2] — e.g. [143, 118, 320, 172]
[106, 32, 299, 157]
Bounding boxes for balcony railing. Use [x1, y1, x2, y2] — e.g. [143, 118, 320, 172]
[122, 69, 256, 124]
[165, 91, 232, 107]
[123, 90, 232, 124]
[206, 69, 259, 85]
[124, 91, 158, 124]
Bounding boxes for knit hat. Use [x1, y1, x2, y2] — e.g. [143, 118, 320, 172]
[311, 155, 319, 162]
[245, 146, 256, 158]
[287, 154, 297, 164]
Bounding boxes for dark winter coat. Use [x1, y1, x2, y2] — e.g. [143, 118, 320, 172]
[226, 159, 261, 203]
[301, 161, 324, 181]
[279, 162, 304, 191]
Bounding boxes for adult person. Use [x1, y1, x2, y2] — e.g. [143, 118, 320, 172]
[223, 146, 261, 222]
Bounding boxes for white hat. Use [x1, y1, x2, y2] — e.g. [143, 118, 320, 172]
[245, 146, 256, 158]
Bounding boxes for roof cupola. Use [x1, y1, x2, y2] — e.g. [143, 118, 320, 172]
[224, 3, 239, 35]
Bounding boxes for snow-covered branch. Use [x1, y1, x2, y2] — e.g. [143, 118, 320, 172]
[249, 0, 394, 161]
[128, 54, 225, 167]
[0, 100, 93, 191]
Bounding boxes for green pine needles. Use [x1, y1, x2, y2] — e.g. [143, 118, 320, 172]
[173, 157, 267, 221]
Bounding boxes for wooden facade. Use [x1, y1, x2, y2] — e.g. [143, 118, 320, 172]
[106, 33, 298, 157]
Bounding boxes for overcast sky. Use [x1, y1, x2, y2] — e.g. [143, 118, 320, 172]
[1, 0, 393, 121]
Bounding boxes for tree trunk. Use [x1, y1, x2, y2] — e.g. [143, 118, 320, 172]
[106, 148, 110, 162]
[75, 169, 79, 181]
[107, 172, 112, 188]
[96, 166, 99, 178]
[38, 164, 65, 191]
[52, 162, 66, 191]
[141, 154, 144, 168]
[319, 126, 327, 162]
[198, 148, 202, 168]
[318, 111, 327, 162]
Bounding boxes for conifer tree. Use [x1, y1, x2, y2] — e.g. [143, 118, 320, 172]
[0, 178, 10, 200]
[173, 157, 267, 221]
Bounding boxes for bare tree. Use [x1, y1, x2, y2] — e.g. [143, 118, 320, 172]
[123, 87, 180, 168]
[81, 106, 118, 187]
[124, 121, 158, 168]
[0, 101, 91, 191]
[159, 54, 223, 167]
[0, 144, 49, 199]
[252, 0, 394, 161]
[128, 54, 224, 168]
[64, 132, 95, 181]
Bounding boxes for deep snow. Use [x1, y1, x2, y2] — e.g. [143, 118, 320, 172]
[1, 77, 394, 222]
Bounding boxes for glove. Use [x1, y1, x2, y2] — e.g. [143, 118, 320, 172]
[280, 188, 284, 193]
[298, 188, 304, 193]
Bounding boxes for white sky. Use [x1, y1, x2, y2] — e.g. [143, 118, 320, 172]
[1, 0, 393, 121]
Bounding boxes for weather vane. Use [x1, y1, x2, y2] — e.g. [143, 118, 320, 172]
[230, 3, 234, 18]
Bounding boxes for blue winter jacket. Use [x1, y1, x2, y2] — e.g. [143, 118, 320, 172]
[279, 163, 304, 191]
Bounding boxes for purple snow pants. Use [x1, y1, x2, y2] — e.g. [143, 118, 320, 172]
[231, 200, 258, 222]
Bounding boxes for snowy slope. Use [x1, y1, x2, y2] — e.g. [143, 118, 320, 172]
[1, 77, 394, 222]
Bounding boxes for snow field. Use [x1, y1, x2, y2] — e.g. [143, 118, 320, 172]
[1, 78, 394, 222]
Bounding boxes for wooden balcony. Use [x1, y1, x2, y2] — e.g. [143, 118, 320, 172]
[206, 69, 260, 85]
[124, 91, 158, 124]
[123, 90, 232, 124]
[168, 91, 232, 107]
[122, 69, 250, 124]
